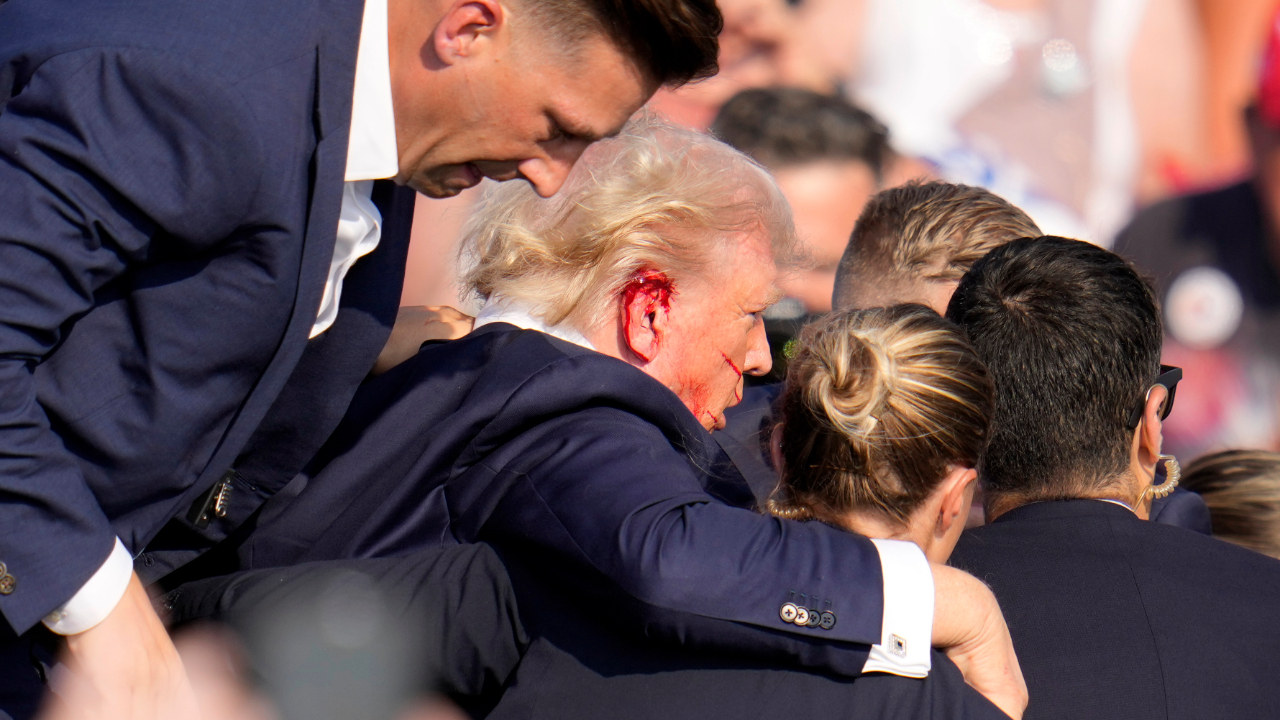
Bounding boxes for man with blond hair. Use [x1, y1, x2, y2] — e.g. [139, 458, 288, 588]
[833, 181, 1041, 314]
[172, 121, 1026, 718]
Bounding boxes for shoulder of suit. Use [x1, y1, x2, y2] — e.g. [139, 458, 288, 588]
[0, 0, 330, 85]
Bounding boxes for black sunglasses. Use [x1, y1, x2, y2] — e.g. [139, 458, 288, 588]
[1126, 365, 1182, 429]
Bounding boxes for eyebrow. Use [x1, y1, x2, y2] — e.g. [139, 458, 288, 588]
[757, 288, 786, 309]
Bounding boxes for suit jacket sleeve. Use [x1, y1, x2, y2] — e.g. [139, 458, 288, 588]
[470, 408, 887, 677]
[0, 47, 264, 633]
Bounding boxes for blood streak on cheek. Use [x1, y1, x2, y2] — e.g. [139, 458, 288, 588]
[721, 352, 744, 404]
[720, 352, 743, 378]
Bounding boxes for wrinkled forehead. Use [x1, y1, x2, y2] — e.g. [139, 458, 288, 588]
[690, 226, 785, 304]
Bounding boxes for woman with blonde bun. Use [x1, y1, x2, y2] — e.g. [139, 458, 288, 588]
[769, 303, 995, 564]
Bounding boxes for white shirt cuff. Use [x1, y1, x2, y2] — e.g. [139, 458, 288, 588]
[861, 538, 934, 677]
[42, 537, 133, 635]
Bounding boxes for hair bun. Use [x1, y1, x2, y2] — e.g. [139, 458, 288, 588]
[806, 324, 896, 442]
[771, 305, 994, 527]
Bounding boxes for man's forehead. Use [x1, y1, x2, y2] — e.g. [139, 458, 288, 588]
[713, 231, 783, 304]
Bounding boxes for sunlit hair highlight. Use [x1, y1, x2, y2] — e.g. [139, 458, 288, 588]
[769, 305, 994, 526]
[459, 115, 798, 331]
[1182, 449, 1280, 560]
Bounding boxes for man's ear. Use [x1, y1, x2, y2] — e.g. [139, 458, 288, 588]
[619, 272, 676, 364]
[433, 0, 504, 65]
[1133, 385, 1167, 474]
[937, 467, 978, 535]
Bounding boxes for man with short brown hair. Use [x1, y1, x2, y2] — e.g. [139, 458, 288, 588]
[834, 181, 1041, 313]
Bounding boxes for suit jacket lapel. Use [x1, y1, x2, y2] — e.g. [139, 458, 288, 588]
[185, 0, 367, 507]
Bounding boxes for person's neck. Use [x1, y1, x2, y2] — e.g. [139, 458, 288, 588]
[582, 320, 642, 367]
[828, 509, 928, 551]
[985, 480, 1150, 522]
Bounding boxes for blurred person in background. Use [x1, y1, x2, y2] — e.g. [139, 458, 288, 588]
[1116, 10, 1280, 461]
[179, 119, 1028, 719]
[948, 237, 1280, 720]
[0, 0, 721, 715]
[711, 87, 893, 382]
[790, 0, 1207, 244]
[1194, 0, 1279, 183]
[865, 0, 1205, 242]
[1181, 449, 1280, 560]
[646, 0, 832, 129]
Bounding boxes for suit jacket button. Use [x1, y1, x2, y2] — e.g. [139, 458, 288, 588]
[805, 608, 822, 627]
[819, 611, 837, 630]
[0, 573, 15, 595]
[779, 602, 799, 623]
[794, 607, 810, 626]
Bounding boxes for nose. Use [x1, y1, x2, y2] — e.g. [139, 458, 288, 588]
[517, 152, 580, 198]
[744, 315, 773, 377]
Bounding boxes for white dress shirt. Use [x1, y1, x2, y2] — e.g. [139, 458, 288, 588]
[473, 297, 597, 350]
[45, 0, 398, 634]
[471, 298, 933, 677]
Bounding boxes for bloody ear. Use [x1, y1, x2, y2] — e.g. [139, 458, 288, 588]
[620, 271, 676, 363]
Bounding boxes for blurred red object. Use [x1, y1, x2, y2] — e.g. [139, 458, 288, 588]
[1257, 6, 1280, 127]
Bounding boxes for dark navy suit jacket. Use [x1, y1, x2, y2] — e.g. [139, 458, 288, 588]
[950, 500, 1280, 720]
[0, 0, 412, 633]
[239, 324, 893, 677]
[485, 550, 1006, 720]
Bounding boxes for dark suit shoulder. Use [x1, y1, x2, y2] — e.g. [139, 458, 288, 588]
[951, 501, 1280, 720]
[0, 0, 333, 81]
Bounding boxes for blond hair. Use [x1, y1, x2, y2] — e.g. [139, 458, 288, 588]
[458, 116, 798, 332]
[1182, 450, 1280, 560]
[834, 182, 1040, 308]
[769, 305, 994, 526]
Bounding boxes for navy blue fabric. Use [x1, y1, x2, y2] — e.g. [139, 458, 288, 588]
[950, 499, 1280, 720]
[714, 382, 782, 505]
[487, 549, 1007, 720]
[240, 324, 890, 678]
[1148, 487, 1212, 536]
[0, 0, 412, 633]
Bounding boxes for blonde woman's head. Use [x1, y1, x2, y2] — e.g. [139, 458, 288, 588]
[769, 304, 994, 562]
[1182, 449, 1280, 560]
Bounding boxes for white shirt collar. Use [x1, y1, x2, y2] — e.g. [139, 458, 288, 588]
[345, 0, 399, 181]
[473, 297, 597, 351]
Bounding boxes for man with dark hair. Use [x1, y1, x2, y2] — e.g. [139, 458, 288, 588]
[0, 0, 718, 714]
[947, 237, 1280, 720]
[712, 88, 890, 383]
[713, 87, 891, 175]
